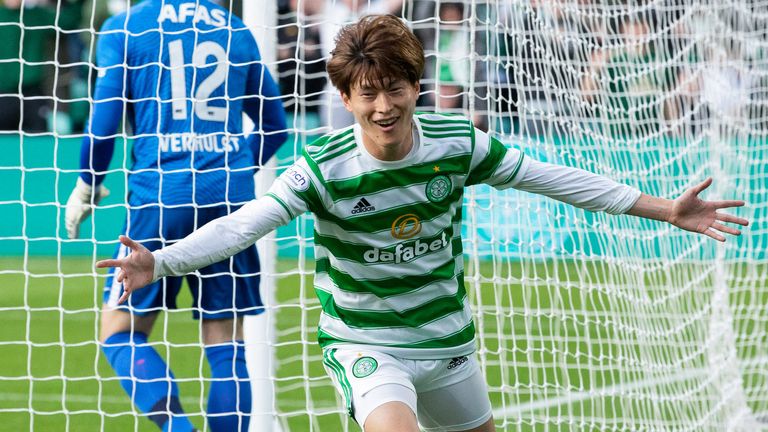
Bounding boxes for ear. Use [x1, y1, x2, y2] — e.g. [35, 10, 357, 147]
[341, 91, 353, 112]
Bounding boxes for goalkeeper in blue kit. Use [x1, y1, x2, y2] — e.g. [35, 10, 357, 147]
[65, 0, 287, 430]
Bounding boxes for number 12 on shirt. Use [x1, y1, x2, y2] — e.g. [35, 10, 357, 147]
[167, 39, 227, 123]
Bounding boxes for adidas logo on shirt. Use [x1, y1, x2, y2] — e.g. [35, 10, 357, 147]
[351, 198, 375, 214]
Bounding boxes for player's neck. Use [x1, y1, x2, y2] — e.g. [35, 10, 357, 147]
[360, 123, 415, 162]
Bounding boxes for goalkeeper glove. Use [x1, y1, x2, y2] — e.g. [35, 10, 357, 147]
[65, 177, 110, 239]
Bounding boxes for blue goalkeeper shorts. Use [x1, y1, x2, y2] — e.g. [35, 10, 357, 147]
[103, 205, 263, 319]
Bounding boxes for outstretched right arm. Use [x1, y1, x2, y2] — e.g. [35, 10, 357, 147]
[96, 196, 293, 304]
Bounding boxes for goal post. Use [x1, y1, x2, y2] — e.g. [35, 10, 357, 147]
[243, 2, 281, 432]
[0, 1, 766, 431]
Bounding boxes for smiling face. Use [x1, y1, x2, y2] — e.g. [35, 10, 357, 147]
[326, 15, 425, 160]
[341, 79, 420, 160]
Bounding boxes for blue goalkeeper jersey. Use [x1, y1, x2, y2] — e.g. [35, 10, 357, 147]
[80, 0, 287, 206]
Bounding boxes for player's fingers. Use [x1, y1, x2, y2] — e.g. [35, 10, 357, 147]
[65, 214, 80, 239]
[96, 258, 123, 268]
[119, 235, 145, 251]
[118, 289, 130, 305]
[116, 269, 126, 283]
[712, 222, 741, 236]
[715, 212, 749, 226]
[98, 185, 111, 201]
[692, 178, 713, 195]
[704, 228, 726, 242]
[67, 225, 78, 240]
[712, 200, 745, 210]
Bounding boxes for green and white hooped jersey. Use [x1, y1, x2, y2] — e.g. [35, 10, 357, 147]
[267, 113, 529, 359]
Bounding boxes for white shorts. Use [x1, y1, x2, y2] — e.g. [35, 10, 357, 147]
[322, 348, 492, 431]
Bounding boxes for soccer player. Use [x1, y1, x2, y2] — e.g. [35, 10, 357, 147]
[65, 0, 287, 431]
[96, 15, 748, 432]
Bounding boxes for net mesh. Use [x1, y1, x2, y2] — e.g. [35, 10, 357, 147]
[0, 0, 766, 431]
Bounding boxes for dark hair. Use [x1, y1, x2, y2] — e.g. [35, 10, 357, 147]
[326, 15, 424, 96]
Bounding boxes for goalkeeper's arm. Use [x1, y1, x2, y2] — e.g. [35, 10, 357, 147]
[243, 47, 288, 166]
[96, 195, 291, 304]
[65, 72, 123, 239]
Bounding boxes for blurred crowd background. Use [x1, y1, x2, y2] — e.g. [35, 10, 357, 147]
[1, 0, 765, 140]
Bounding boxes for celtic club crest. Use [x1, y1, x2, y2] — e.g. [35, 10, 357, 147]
[352, 356, 378, 378]
[426, 175, 452, 203]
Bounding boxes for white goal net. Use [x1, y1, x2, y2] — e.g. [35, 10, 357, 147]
[0, 0, 766, 431]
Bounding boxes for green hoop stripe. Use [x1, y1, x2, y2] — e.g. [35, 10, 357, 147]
[323, 348, 354, 418]
[265, 193, 294, 220]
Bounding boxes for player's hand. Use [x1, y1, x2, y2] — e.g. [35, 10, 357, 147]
[96, 235, 155, 304]
[65, 178, 110, 239]
[669, 178, 749, 242]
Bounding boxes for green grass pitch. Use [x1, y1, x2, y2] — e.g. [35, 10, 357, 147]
[0, 257, 765, 431]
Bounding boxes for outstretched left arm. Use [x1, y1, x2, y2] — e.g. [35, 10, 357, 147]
[625, 178, 749, 242]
